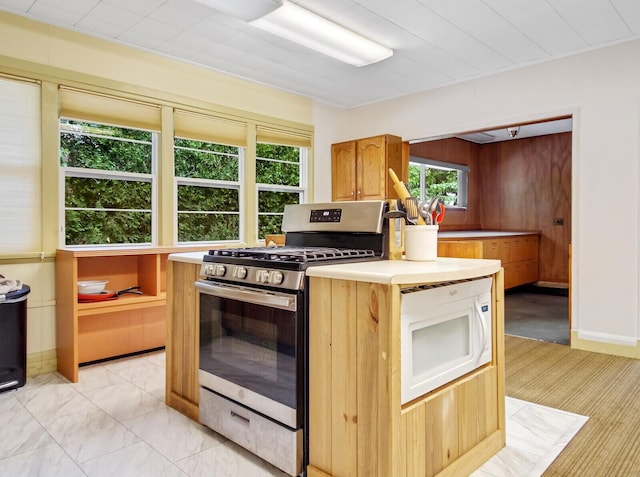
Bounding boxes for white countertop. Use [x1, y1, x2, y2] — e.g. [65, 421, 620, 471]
[169, 251, 501, 285]
[438, 230, 539, 239]
[306, 257, 501, 285]
[169, 251, 208, 265]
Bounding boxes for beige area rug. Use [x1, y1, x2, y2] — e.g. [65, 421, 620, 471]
[504, 334, 640, 476]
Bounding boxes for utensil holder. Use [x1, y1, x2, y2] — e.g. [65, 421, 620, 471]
[405, 225, 438, 261]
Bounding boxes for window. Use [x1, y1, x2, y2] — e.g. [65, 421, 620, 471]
[60, 119, 156, 245]
[58, 88, 161, 247]
[256, 143, 307, 239]
[174, 138, 242, 242]
[56, 93, 311, 247]
[408, 158, 468, 207]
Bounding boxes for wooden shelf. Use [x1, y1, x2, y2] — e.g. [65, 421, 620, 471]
[78, 294, 167, 316]
[55, 246, 209, 382]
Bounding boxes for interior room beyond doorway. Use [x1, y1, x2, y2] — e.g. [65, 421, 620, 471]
[409, 117, 572, 345]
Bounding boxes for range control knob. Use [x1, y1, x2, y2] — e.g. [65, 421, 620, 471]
[214, 265, 226, 277]
[203, 264, 215, 276]
[257, 270, 270, 284]
[271, 271, 284, 285]
[235, 267, 247, 279]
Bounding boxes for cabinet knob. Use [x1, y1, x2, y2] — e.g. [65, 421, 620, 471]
[351, 190, 355, 196]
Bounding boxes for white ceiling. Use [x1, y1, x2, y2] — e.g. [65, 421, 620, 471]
[454, 117, 573, 143]
[1, 0, 639, 110]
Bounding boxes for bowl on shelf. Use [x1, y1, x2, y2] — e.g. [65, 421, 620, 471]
[77, 280, 108, 295]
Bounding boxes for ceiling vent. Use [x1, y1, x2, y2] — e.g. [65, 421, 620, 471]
[457, 132, 496, 144]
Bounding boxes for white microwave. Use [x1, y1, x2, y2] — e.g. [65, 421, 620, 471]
[400, 277, 493, 404]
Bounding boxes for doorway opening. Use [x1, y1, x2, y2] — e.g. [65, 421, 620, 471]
[409, 117, 572, 345]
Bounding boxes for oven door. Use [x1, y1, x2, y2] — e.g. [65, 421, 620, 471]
[195, 279, 304, 429]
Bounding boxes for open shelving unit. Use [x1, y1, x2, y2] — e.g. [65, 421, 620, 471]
[55, 247, 209, 382]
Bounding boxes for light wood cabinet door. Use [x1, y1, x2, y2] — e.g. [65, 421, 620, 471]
[357, 135, 387, 201]
[331, 141, 357, 201]
[331, 134, 405, 202]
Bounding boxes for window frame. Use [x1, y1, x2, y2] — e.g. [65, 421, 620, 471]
[255, 144, 308, 241]
[173, 138, 244, 245]
[50, 87, 313, 250]
[409, 156, 469, 209]
[59, 119, 159, 247]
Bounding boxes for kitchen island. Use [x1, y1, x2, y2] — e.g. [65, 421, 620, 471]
[165, 253, 505, 477]
[165, 251, 208, 421]
[305, 257, 504, 477]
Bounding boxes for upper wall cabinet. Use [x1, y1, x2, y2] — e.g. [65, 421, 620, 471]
[331, 134, 406, 201]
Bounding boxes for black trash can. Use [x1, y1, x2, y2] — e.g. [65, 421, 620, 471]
[0, 284, 30, 393]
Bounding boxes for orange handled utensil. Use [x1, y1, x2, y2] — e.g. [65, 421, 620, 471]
[432, 202, 446, 224]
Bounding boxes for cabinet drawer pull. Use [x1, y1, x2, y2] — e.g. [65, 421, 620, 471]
[231, 410, 251, 425]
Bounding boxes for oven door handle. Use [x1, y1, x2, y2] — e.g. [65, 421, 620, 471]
[195, 280, 297, 312]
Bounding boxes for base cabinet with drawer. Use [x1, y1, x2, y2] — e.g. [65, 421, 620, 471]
[438, 232, 539, 289]
[200, 389, 303, 476]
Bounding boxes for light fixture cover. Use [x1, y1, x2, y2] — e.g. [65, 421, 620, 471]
[193, 0, 281, 21]
[250, 1, 393, 67]
[507, 127, 520, 138]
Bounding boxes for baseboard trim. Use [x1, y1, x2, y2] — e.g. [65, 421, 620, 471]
[27, 349, 57, 377]
[571, 331, 640, 359]
[535, 281, 569, 289]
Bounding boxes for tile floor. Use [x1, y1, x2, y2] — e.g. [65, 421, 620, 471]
[505, 288, 570, 345]
[471, 397, 588, 477]
[0, 350, 587, 477]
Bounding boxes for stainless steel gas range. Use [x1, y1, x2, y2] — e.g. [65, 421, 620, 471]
[195, 200, 387, 476]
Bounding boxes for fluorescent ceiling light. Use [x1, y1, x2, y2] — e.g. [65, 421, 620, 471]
[193, 0, 280, 21]
[250, 1, 393, 67]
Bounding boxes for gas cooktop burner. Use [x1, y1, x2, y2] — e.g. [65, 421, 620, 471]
[208, 246, 376, 263]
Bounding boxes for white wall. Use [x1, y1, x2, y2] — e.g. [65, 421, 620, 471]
[313, 39, 640, 351]
[311, 102, 350, 202]
[1, 262, 56, 353]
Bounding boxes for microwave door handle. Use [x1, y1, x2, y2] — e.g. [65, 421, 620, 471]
[474, 299, 488, 364]
[195, 281, 297, 312]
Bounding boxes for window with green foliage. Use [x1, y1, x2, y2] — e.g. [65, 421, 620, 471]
[408, 159, 468, 207]
[256, 143, 306, 239]
[60, 119, 156, 245]
[174, 138, 241, 243]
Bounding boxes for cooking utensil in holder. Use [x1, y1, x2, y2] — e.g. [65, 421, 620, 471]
[384, 199, 405, 260]
[388, 168, 426, 225]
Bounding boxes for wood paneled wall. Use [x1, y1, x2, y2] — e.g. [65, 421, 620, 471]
[478, 133, 571, 283]
[410, 133, 572, 284]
